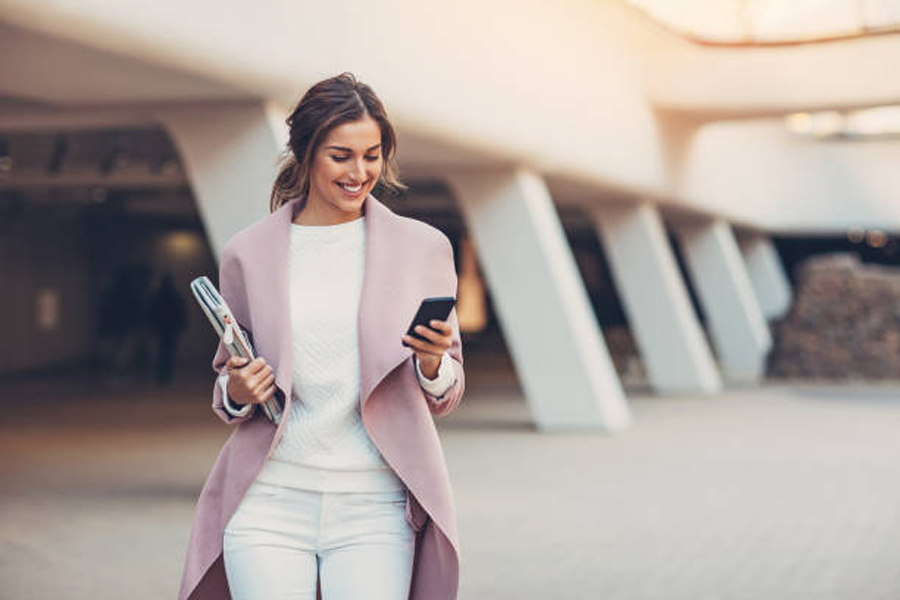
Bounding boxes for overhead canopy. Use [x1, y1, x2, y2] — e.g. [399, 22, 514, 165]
[628, 0, 900, 44]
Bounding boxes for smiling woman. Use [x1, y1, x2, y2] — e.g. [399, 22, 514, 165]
[269, 72, 405, 215]
[179, 72, 465, 600]
[298, 117, 384, 225]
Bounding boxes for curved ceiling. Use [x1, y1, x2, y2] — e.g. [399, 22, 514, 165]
[627, 0, 900, 45]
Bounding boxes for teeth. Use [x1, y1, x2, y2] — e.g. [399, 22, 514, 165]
[339, 182, 363, 193]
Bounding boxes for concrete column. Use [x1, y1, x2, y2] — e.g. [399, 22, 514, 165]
[446, 169, 631, 432]
[154, 101, 288, 257]
[675, 220, 772, 382]
[738, 234, 792, 320]
[592, 204, 721, 394]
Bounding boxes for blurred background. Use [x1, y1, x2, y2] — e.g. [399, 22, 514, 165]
[2, 0, 900, 598]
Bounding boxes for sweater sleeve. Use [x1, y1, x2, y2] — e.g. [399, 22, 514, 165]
[218, 372, 253, 418]
[414, 351, 457, 398]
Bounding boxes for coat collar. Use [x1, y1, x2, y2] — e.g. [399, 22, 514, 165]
[261, 194, 414, 410]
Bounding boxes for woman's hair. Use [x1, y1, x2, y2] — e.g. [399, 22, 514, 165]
[270, 72, 405, 213]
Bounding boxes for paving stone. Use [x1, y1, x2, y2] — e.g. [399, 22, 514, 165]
[2, 374, 899, 599]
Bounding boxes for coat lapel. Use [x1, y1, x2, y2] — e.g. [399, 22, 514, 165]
[358, 196, 415, 408]
[251, 199, 297, 406]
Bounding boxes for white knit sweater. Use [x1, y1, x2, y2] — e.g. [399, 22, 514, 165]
[220, 215, 456, 493]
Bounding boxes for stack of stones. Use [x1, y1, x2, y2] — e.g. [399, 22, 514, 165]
[768, 253, 900, 379]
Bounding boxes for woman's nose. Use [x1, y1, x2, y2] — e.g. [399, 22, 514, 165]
[349, 159, 366, 181]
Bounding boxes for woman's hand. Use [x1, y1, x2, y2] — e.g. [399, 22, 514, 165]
[225, 356, 276, 406]
[402, 319, 453, 380]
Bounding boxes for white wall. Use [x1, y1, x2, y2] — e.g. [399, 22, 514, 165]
[678, 120, 900, 233]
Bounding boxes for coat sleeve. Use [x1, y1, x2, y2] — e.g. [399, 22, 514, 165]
[210, 243, 259, 426]
[421, 236, 465, 417]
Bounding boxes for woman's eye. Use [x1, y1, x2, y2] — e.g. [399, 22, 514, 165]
[331, 154, 378, 163]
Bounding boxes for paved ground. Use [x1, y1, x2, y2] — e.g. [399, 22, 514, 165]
[2, 363, 900, 599]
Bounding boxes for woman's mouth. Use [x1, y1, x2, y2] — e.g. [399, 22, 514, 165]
[336, 181, 365, 195]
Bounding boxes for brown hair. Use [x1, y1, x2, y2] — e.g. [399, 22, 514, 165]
[270, 72, 405, 213]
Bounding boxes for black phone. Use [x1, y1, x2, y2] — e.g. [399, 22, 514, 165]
[402, 296, 457, 347]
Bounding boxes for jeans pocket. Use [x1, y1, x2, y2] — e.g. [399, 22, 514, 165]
[225, 481, 280, 535]
[244, 480, 281, 499]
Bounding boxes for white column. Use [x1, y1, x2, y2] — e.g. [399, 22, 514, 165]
[446, 169, 631, 432]
[592, 204, 721, 394]
[675, 220, 772, 382]
[154, 101, 288, 257]
[738, 234, 792, 320]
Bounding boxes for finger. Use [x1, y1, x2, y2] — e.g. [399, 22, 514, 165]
[244, 357, 267, 376]
[410, 325, 453, 348]
[428, 319, 453, 334]
[226, 356, 249, 370]
[405, 335, 447, 357]
[413, 327, 452, 350]
[402, 334, 431, 351]
[259, 385, 276, 403]
[254, 373, 275, 396]
[252, 382, 275, 403]
[413, 324, 438, 341]
[248, 369, 270, 391]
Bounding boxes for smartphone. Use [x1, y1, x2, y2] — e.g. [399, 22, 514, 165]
[402, 296, 457, 347]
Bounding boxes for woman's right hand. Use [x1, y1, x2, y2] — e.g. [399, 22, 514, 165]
[225, 356, 276, 407]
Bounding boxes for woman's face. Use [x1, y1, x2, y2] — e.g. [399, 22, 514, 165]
[306, 115, 384, 224]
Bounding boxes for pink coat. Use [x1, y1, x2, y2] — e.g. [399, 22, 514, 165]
[178, 195, 465, 600]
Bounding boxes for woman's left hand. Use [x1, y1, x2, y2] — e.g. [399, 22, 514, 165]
[402, 319, 453, 380]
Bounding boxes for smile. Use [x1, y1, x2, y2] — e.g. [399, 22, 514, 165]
[337, 181, 365, 193]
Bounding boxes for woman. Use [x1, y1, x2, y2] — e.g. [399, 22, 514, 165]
[178, 73, 465, 600]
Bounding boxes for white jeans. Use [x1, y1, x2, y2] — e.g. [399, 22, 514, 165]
[223, 480, 416, 600]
